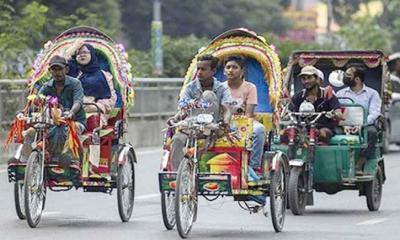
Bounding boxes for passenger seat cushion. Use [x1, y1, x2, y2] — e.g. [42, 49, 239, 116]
[329, 135, 360, 145]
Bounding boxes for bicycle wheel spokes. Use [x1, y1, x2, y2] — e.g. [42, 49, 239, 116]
[176, 158, 197, 238]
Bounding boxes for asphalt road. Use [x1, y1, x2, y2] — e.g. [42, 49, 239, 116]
[1, 146, 399, 240]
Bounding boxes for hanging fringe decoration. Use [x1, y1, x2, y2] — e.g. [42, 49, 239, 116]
[4, 118, 26, 148]
[67, 120, 81, 159]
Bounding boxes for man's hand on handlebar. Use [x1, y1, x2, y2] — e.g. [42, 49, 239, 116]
[64, 111, 74, 120]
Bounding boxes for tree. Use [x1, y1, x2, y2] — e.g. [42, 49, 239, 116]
[0, 0, 48, 78]
[41, 0, 122, 40]
[338, 16, 392, 53]
[121, 0, 289, 50]
[378, 0, 400, 51]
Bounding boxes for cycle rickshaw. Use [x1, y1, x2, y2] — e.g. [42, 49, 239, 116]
[158, 28, 289, 238]
[273, 50, 388, 215]
[6, 26, 136, 227]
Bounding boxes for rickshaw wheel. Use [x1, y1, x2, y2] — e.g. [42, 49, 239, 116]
[161, 191, 176, 230]
[14, 181, 26, 220]
[24, 151, 46, 228]
[269, 157, 287, 232]
[288, 167, 307, 215]
[175, 158, 196, 239]
[365, 167, 383, 211]
[117, 151, 135, 222]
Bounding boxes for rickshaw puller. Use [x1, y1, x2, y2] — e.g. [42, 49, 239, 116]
[167, 54, 232, 171]
[17, 56, 86, 167]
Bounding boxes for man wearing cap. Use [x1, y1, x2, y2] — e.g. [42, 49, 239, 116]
[16, 55, 86, 168]
[39, 55, 86, 126]
[289, 65, 341, 142]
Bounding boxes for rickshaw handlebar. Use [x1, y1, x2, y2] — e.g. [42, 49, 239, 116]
[288, 110, 334, 125]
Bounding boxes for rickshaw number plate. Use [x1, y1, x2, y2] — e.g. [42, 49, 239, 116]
[89, 144, 100, 167]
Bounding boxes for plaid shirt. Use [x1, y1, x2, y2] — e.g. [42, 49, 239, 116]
[39, 76, 86, 126]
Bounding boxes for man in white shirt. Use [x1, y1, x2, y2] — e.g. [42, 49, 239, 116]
[336, 66, 382, 175]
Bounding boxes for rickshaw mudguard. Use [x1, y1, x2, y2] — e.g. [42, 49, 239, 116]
[269, 150, 289, 171]
[289, 159, 305, 167]
[117, 144, 136, 165]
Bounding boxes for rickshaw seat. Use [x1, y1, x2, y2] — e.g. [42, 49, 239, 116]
[329, 105, 365, 145]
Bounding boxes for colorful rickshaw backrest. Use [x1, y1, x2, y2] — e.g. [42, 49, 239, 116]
[285, 50, 391, 106]
[183, 28, 283, 131]
[27, 26, 134, 108]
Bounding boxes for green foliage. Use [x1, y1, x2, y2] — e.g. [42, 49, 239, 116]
[339, 16, 392, 53]
[162, 35, 208, 77]
[267, 34, 343, 67]
[0, 0, 48, 78]
[121, 0, 289, 50]
[127, 49, 153, 78]
[41, 0, 121, 39]
[128, 35, 208, 77]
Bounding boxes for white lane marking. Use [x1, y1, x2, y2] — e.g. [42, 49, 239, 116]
[42, 211, 61, 216]
[357, 218, 388, 226]
[0, 168, 6, 174]
[135, 193, 159, 200]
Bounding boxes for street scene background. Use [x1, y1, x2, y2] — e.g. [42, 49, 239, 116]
[1, 0, 400, 239]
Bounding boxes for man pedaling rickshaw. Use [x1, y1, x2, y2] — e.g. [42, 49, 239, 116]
[9, 55, 86, 170]
[167, 54, 233, 171]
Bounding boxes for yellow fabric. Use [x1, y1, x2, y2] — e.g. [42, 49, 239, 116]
[214, 115, 253, 148]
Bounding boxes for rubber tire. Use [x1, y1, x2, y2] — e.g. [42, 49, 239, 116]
[383, 125, 390, 154]
[175, 158, 196, 239]
[269, 157, 287, 232]
[117, 151, 135, 222]
[24, 151, 45, 228]
[161, 191, 176, 230]
[365, 167, 383, 211]
[14, 182, 26, 220]
[288, 167, 307, 215]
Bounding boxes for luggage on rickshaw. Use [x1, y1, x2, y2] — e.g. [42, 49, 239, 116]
[158, 28, 289, 238]
[6, 26, 136, 227]
[274, 50, 388, 215]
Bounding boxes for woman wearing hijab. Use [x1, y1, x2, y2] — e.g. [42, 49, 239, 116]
[66, 42, 117, 126]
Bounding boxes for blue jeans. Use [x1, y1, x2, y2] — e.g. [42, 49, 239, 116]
[231, 119, 265, 168]
[250, 120, 266, 168]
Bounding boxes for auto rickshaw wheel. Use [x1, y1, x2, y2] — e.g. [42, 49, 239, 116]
[14, 181, 26, 220]
[175, 158, 196, 238]
[383, 124, 390, 154]
[288, 167, 307, 215]
[117, 151, 135, 222]
[365, 167, 383, 211]
[24, 151, 46, 228]
[161, 191, 176, 230]
[269, 156, 287, 232]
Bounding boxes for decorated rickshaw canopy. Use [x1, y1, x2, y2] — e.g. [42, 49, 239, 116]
[27, 26, 134, 106]
[286, 50, 391, 105]
[183, 28, 283, 113]
[290, 50, 387, 69]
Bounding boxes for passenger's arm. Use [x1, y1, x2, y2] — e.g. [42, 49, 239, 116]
[245, 104, 256, 118]
[221, 85, 233, 124]
[245, 83, 258, 118]
[63, 39, 84, 60]
[367, 91, 382, 125]
[329, 95, 343, 120]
